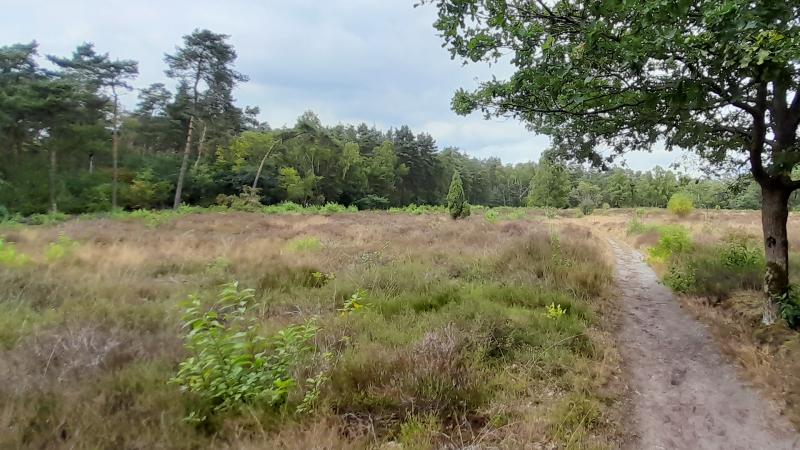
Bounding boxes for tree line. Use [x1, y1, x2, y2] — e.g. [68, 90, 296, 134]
[0, 30, 769, 217]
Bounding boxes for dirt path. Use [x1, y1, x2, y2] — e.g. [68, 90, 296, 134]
[610, 239, 800, 450]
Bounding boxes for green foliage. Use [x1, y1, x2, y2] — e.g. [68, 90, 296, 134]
[216, 186, 264, 212]
[720, 236, 764, 269]
[648, 226, 692, 261]
[0, 239, 29, 267]
[663, 262, 697, 294]
[778, 287, 800, 330]
[45, 235, 78, 262]
[124, 168, 171, 210]
[354, 195, 390, 210]
[446, 170, 470, 219]
[527, 158, 569, 208]
[340, 289, 369, 315]
[25, 212, 69, 226]
[171, 282, 322, 419]
[546, 303, 567, 320]
[667, 193, 695, 217]
[284, 237, 323, 253]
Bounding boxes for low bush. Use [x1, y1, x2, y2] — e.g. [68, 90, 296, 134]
[284, 236, 323, 253]
[0, 239, 29, 268]
[667, 192, 694, 217]
[171, 282, 324, 421]
[44, 235, 78, 262]
[648, 226, 692, 261]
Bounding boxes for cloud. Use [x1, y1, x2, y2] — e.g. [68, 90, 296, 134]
[0, 0, 685, 169]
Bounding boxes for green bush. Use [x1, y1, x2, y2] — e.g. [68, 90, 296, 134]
[720, 236, 763, 269]
[667, 192, 694, 217]
[25, 212, 69, 226]
[171, 282, 323, 420]
[446, 171, 470, 219]
[216, 186, 264, 212]
[663, 261, 696, 293]
[354, 195, 390, 210]
[123, 168, 172, 210]
[45, 235, 78, 262]
[284, 236, 323, 253]
[648, 226, 692, 261]
[0, 239, 29, 267]
[578, 199, 595, 216]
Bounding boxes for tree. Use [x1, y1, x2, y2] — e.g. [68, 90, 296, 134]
[570, 180, 601, 214]
[425, 0, 800, 324]
[49, 43, 138, 209]
[165, 29, 247, 209]
[527, 158, 569, 208]
[446, 170, 469, 219]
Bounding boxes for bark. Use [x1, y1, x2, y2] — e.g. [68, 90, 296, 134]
[193, 122, 207, 169]
[49, 148, 57, 213]
[89, 153, 94, 173]
[111, 93, 120, 210]
[252, 139, 282, 190]
[760, 184, 791, 325]
[173, 115, 195, 209]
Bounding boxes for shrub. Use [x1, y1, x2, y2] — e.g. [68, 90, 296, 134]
[0, 239, 29, 267]
[667, 192, 694, 217]
[320, 202, 356, 215]
[484, 209, 500, 223]
[0, 205, 9, 221]
[25, 211, 69, 226]
[171, 282, 323, 420]
[779, 286, 800, 329]
[720, 236, 763, 269]
[45, 235, 78, 262]
[216, 186, 264, 212]
[446, 171, 470, 219]
[124, 168, 171, 210]
[284, 236, 323, 253]
[354, 195, 390, 210]
[546, 303, 567, 320]
[663, 261, 696, 293]
[578, 199, 595, 216]
[648, 226, 692, 261]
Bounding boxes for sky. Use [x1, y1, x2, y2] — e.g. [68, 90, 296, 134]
[1, 0, 687, 170]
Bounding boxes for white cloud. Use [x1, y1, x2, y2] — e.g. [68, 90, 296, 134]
[0, 0, 686, 169]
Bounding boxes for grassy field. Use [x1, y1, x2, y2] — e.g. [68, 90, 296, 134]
[0, 209, 625, 449]
[591, 208, 800, 429]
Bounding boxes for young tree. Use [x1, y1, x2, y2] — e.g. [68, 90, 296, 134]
[446, 170, 469, 219]
[165, 29, 247, 209]
[49, 43, 138, 209]
[425, 0, 800, 323]
[527, 158, 569, 208]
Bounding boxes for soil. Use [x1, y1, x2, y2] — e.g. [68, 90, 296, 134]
[610, 239, 800, 450]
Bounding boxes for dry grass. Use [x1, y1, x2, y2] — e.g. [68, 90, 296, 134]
[0, 211, 625, 449]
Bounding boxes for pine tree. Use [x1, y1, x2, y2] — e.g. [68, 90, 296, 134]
[447, 170, 469, 219]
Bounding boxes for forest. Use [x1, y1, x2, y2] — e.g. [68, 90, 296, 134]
[0, 31, 774, 218]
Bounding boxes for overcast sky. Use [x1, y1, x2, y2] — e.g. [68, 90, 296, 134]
[1, 0, 687, 170]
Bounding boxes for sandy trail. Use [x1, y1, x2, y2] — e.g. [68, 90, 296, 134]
[610, 239, 800, 450]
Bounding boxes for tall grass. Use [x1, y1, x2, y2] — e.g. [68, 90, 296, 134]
[0, 212, 622, 448]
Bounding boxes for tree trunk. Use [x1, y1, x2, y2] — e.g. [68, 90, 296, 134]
[49, 148, 58, 213]
[760, 184, 791, 325]
[89, 153, 94, 173]
[111, 93, 120, 210]
[193, 122, 207, 169]
[252, 139, 282, 190]
[173, 115, 195, 209]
